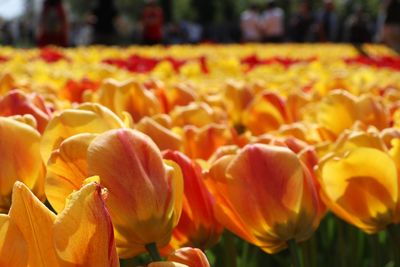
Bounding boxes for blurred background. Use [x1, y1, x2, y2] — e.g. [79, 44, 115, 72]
[0, 0, 399, 51]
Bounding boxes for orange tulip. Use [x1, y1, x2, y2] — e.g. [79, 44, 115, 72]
[162, 150, 222, 252]
[0, 89, 52, 133]
[87, 128, 184, 258]
[182, 124, 236, 160]
[207, 144, 320, 253]
[136, 116, 182, 151]
[242, 91, 289, 135]
[0, 181, 119, 267]
[0, 117, 45, 212]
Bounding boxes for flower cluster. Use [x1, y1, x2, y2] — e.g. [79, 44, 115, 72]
[0, 44, 400, 266]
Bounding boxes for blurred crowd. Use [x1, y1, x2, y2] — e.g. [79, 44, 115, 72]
[0, 0, 399, 51]
[240, 0, 400, 50]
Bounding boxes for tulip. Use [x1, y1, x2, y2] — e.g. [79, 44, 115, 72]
[170, 102, 224, 128]
[318, 147, 398, 233]
[207, 144, 320, 253]
[0, 117, 45, 212]
[0, 181, 119, 267]
[313, 90, 389, 137]
[148, 247, 210, 267]
[242, 91, 289, 135]
[87, 128, 184, 258]
[162, 150, 222, 252]
[0, 89, 52, 133]
[182, 124, 236, 160]
[40, 103, 125, 163]
[96, 79, 161, 122]
[136, 116, 182, 151]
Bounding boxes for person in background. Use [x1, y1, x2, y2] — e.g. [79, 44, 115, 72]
[382, 0, 400, 52]
[315, 0, 338, 42]
[141, 0, 164, 45]
[289, 1, 314, 42]
[240, 3, 262, 43]
[259, 0, 285, 43]
[37, 0, 68, 47]
[88, 0, 119, 45]
[344, 5, 372, 44]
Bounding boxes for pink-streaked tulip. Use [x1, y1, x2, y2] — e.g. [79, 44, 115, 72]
[0, 116, 45, 212]
[148, 247, 210, 267]
[167, 247, 210, 267]
[162, 151, 222, 252]
[87, 129, 183, 258]
[40, 102, 125, 163]
[0, 89, 52, 133]
[208, 144, 320, 253]
[0, 181, 119, 267]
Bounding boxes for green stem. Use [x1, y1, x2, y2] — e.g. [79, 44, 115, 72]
[288, 239, 301, 267]
[145, 243, 162, 262]
[388, 224, 400, 266]
[370, 233, 381, 267]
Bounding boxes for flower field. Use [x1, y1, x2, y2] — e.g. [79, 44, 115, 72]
[1, 44, 400, 267]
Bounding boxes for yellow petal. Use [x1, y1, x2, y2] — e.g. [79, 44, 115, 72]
[9, 181, 59, 267]
[46, 133, 97, 212]
[53, 182, 119, 267]
[320, 147, 397, 233]
[40, 103, 124, 163]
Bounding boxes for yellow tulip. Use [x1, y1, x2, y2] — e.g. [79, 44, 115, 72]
[318, 147, 398, 233]
[40, 103, 125, 163]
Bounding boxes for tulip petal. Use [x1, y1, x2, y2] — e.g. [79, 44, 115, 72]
[40, 103, 124, 163]
[0, 117, 45, 212]
[0, 214, 28, 267]
[320, 147, 398, 232]
[9, 182, 59, 267]
[53, 182, 119, 267]
[46, 133, 97, 212]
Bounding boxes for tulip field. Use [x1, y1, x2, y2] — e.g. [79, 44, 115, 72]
[1, 44, 400, 267]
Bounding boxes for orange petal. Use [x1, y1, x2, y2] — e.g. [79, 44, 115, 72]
[0, 214, 28, 267]
[0, 117, 45, 212]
